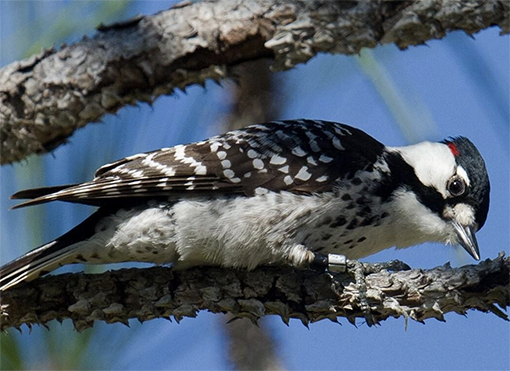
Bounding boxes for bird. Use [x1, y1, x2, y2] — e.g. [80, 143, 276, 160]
[0, 119, 490, 292]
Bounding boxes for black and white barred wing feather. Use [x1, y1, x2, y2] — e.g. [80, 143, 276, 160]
[11, 120, 385, 209]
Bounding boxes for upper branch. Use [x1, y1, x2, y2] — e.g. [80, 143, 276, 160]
[1, 253, 508, 332]
[1, 0, 508, 164]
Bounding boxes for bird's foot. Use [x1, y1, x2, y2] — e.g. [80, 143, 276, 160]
[356, 259, 411, 274]
[309, 252, 410, 275]
[310, 253, 411, 326]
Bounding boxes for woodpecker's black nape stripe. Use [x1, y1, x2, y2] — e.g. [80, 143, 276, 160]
[444, 137, 490, 229]
[377, 151, 445, 216]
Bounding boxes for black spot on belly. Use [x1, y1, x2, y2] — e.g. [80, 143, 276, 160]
[330, 216, 347, 228]
[344, 239, 353, 244]
[348, 244, 357, 249]
[316, 216, 332, 228]
[346, 219, 358, 230]
[341, 194, 352, 201]
[360, 216, 375, 226]
[352, 177, 362, 186]
[314, 246, 326, 252]
[358, 206, 372, 217]
[322, 233, 332, 241]
[381, 212, 389, 219]
[357, 237, 366, 243]
[356, 196, 367, 205]
[346, 203, 355, 210]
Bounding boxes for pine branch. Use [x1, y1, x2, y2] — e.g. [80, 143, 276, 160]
[1, 0, 508, 164]
[1, 253, 507, 332]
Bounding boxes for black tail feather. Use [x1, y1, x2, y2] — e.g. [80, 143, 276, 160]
[10, 184, 79, 209]
[10, 184, 77, 200]
[0, 209, 107, 291]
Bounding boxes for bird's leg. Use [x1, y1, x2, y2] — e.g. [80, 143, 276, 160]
[309, 253, 410, 273]
[358, 259, 412, 274]
[310, 254, 374, 325]
[346, 259, 375, 326]
[310, 253, 347, 272]
[346, 259, 411, 326]
[310, 253, 411, 326]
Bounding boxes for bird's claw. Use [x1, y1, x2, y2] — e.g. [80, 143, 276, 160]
[357, 259, 412, 274]
[347, 258, 412, 326]
[310, 253, 411, 327]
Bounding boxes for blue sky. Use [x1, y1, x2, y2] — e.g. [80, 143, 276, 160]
[0, 2, 509, 370]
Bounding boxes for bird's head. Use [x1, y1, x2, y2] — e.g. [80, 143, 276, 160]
[389, 137, 490, 260]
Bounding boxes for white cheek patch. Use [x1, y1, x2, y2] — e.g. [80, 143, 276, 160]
[390, 142, 456, 198]
[444, 203, 476, 228]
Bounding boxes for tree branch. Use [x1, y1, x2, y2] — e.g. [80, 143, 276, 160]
[1, 0, 508, 164]
[1, 253, 507, 332]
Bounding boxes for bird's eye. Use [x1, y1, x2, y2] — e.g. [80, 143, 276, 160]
[447, 177, 466, 197]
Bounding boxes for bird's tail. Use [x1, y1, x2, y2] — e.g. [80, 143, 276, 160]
[0, 210, 106, 292]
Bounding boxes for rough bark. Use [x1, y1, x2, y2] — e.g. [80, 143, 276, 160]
[1, 0, 508, 164]
[0, 253, 507, 333]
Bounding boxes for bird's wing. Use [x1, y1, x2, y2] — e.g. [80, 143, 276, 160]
[11, 120, 385, 209]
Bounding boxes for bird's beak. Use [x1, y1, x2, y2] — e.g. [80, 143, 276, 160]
[451, 221, 480, 260]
